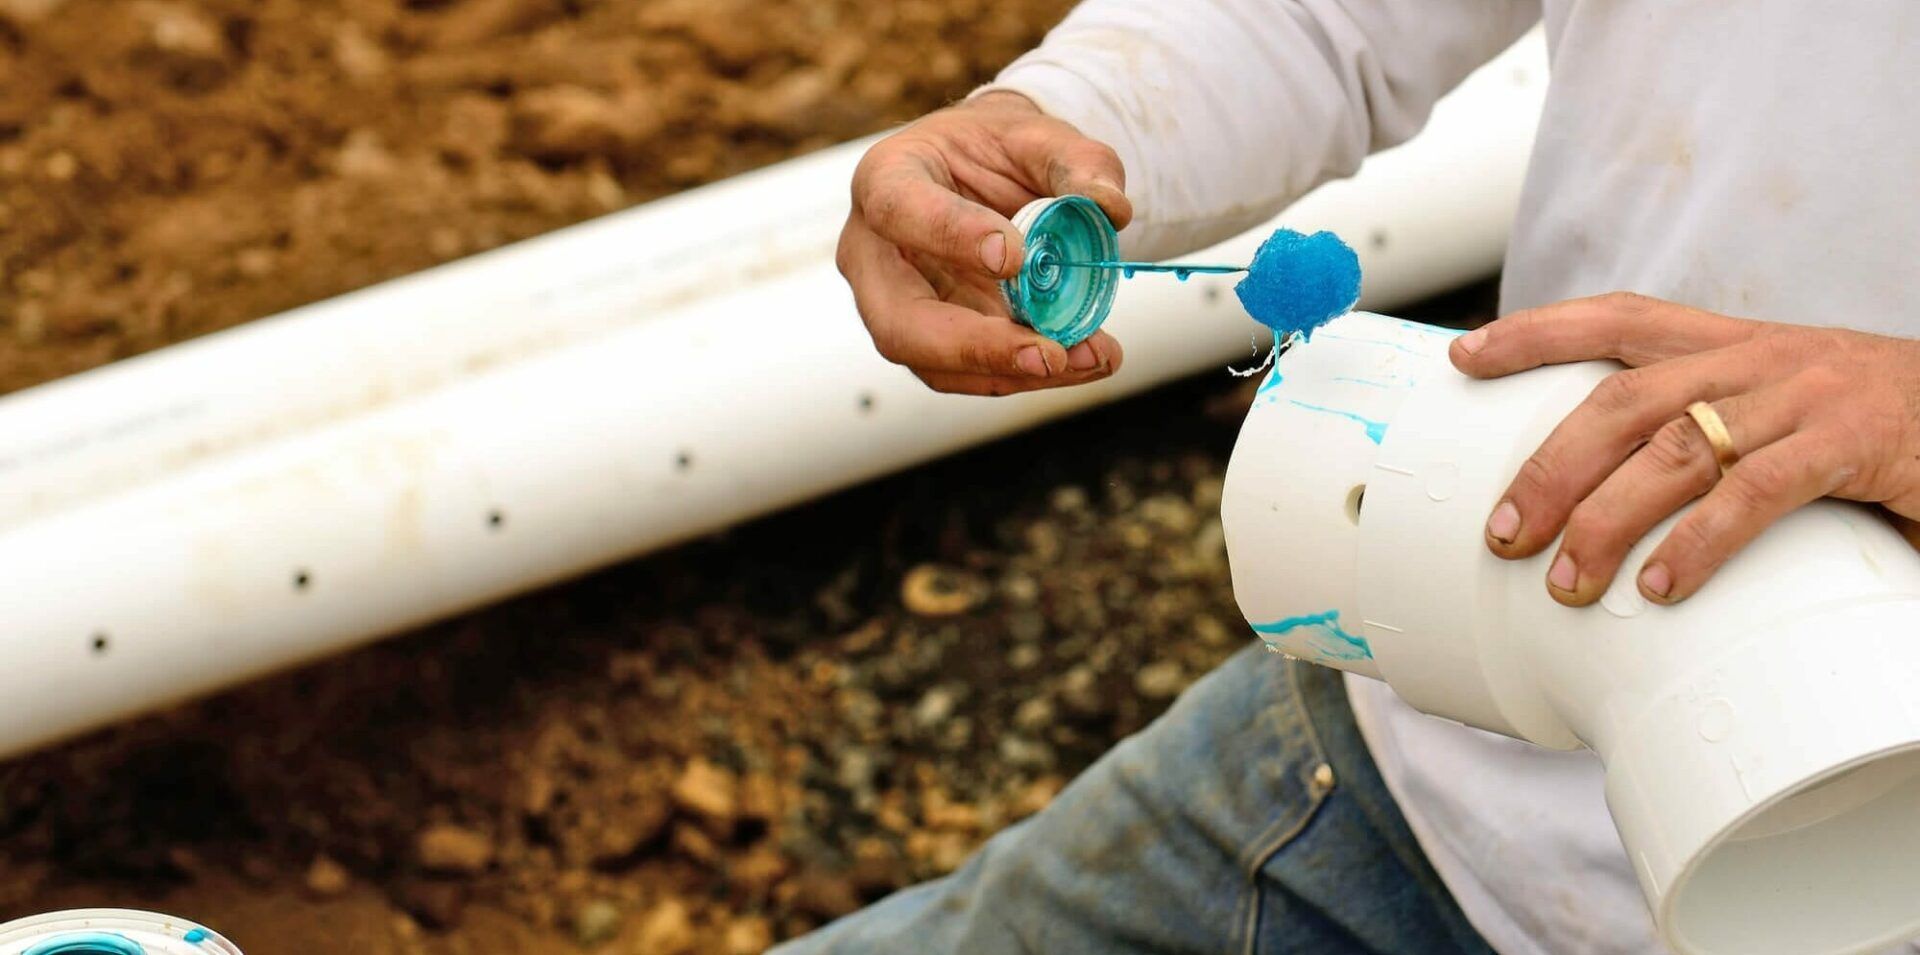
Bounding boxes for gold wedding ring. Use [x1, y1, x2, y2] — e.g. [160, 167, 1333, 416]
[1685, 400, 1740, 475]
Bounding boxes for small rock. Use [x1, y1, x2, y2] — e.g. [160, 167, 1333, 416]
[304, 855, 351, 898]
[510, 85, 662, 161]
[936, 716, 972, 753]
[239, 853, 277, 885]
[1192, 518, 1228, 566]
[738, 772, 781, 823]
[847, 837, 903, 896]
[1012, 695, 1055, 732]
[520, 767, 556, 816]
[722, 916, 774, 955]
[787, 870, 860, 920]
[1135, 661, 1187, 700]
[590, 801, 671, 866]
[1140, 494, 1198, 534]
[912, 685, 959, 728]
[728, 843, 790, 898]
[331, 22, 389, 81]
[12, 302, 46, 345]
[1194, 614, 1234, 648]
[396, 879, 468, 931]
[996, 735, 1055, 770]
[415, 824, 494, 875]
[1011, 775, 1066, 820]
[1059, 665, 1105, 716]
[671, 822, 722, 865]
[233, 247, 276, 278]
[1049, 485, 1089, 513]
[906, 830, 974, 876]
[920, 789, 981, 833]
[571, 898, 622, 947]
[1023, 522, 1062, 562]
[334, 128, 395, 179]
[140, 2, 224, 59]
[835, 688, 884, 731]
[1192, 475, 1226, 511]
[900, 564, 988, 617]
[999, 572, 1040, 606]
[635, 897, 696, 955]
[672, 758, 738, 829]
[43, 152, 77, 181]
[1007, 609, 1047, 644]
[1007, 644, 1042, 670]
[836, 748, 876, 795]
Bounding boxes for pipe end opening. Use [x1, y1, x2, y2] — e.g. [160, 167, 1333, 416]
[1668, 744, 1920, 955]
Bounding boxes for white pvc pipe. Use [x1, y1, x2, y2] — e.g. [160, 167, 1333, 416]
[1223, 312, 1920, 955]
[0, 36, 1545, 758]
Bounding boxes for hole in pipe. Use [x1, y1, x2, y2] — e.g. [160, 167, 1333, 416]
[91, 632, 109, 655]
[675, 451, 694, 472]
[293, 569, 311, 591]
[487, 509, 506, 530]
[857, 392, 876, 414]
[1345, 485, 1366, 525]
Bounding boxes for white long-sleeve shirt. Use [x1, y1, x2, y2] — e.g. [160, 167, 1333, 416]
[985, 2, 1920, 953]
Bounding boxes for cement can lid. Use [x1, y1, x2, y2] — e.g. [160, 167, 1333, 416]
[1001, 195, 1119, 347]
[0, 910, 241, 955]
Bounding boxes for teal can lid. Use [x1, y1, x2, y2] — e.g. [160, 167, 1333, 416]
[1001, 196, 1119, 348]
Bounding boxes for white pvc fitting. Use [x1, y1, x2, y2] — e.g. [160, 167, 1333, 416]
[1223, 312, 1920, 955]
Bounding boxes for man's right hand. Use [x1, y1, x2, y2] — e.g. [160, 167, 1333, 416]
[838, 91, 1133, 396]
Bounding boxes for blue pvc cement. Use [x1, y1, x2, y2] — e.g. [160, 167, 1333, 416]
[1251, 610, 1373, 661]
[1233, 229, 1361, 340]
[182, 929, 208, 945]
[1287, 399, 1388, 444]
[22, 933, 146, 955]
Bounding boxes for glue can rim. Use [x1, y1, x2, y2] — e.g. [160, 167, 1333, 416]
[0, 909, 242, 955]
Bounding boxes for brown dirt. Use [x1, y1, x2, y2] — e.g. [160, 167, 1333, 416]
[0, 0, 1502, 950]
[0, 0, 1069, 394]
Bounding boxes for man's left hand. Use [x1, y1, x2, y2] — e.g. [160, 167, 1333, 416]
[1448, 292, 1920, 606]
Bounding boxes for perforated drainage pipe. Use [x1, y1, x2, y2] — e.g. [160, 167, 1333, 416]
[0, 35, 1547, 758]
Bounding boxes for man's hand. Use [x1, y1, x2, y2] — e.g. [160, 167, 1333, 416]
[1449, 292, 1920, 605]
[838, 92, 1131, 396]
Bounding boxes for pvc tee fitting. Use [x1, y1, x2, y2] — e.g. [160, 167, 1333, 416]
[1222, 312, 1920, 955]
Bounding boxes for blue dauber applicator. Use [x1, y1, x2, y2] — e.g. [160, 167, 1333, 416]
[1000, 195, 1362, 348]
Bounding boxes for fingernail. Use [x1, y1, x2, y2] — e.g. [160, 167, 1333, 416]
[1015, 345, 1049, 377]
[1067, 342, 1098, 370]
[1640, 562, 1673, 599]
[1486, 501, 1520, 544]
[1548, 552, 1578, 592]
[979, 232, 1008, 273]
[1458, 325, 1489, 355]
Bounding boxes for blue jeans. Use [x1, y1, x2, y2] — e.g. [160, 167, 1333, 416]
[773, 644, 1491, 954]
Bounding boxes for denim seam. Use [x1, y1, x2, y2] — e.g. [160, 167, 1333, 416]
[1233, 661, 1335, 955]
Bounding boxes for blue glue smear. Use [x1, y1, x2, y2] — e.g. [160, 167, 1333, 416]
[22, 933, 145, 955]
[1287, 399, 1387, 444]
[1233, 229, 1361, 340]
[1251, 610, 1373, 661]
[184, 928, 209, 944]
[1314, 333, 1424, 357]
[1397, 320, 1464, 337]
